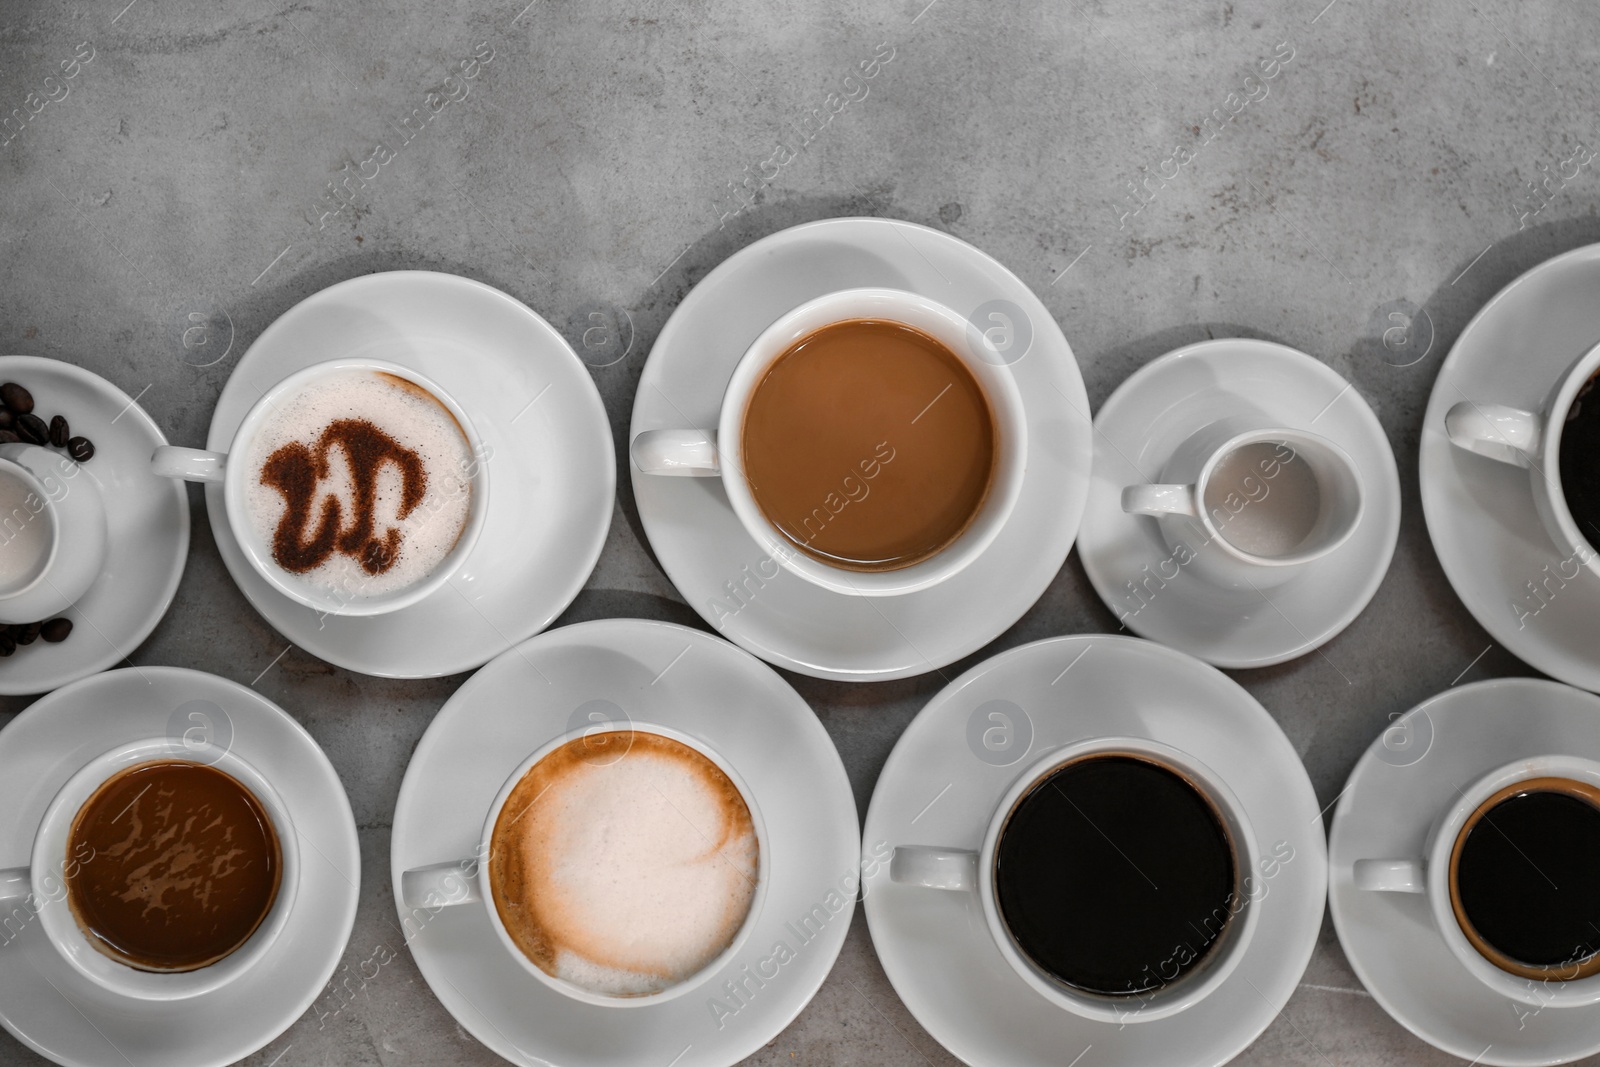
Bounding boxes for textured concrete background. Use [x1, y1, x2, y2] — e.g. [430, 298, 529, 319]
[2, 0, 1598, 1063]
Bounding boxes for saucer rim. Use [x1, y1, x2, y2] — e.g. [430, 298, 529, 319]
[0, 355, 190, 695]
[1078, 337, 1401, 668]
[862, 632, 1329, 1067]
[0, 664, 359, 1067]
[389, 616, 861, 1067]
[1327, 675, 1600, 1067]
[1419, 240, 1600, 692]
[199, 269, 615, 679]
[629, 216, 1093, 681]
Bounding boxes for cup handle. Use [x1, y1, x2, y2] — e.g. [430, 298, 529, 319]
[399, 860, 482, 909]
[1121, 483, 1199, 517]
[151, 445, 228, 484]
[1443, 401, 1542, 469]
[630, 430, 720, 477]
[0, 866, 29, 906]
[889, 845, 979, 891]
[1352, 858, 1425, 893]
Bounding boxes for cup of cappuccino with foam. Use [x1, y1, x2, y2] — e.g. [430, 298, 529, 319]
[151, 358, 490, 616]
[399, 724, 767, 1006]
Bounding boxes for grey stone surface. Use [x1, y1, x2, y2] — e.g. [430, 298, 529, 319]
[2, 0, 1598, 1063]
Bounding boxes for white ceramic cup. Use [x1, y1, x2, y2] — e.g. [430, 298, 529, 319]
[149, 357, 490, 617]
[0, 737, 300, 1001]
[629, 288, 1029, 597]
[1444, 341, 1600, 578]
[399, 723, 769, 1007]
[0, 442, 107, 625]
[1354, 755, 1600, 1008]
[1120, 417, 1364, 590]
[888, 736, 1259, 1024]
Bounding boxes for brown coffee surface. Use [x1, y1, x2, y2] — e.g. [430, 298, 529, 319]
[65, 760, 282, 972]
[741, 319, 997, 571]
[488, 732, 759, 996]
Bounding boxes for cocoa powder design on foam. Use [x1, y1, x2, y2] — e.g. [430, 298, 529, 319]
[260, 418, 427, 576]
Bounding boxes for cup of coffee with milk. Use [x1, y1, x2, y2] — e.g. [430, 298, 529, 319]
[151, 359, 490, 616]
[401, 724, 765, 1004]
[1121, 416, 1365, 589]
[0, 441, 108, 625]
[631, 288, 1028, 596]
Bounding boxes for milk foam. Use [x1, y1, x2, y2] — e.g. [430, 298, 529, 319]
[243, 370, 474, 600]
[0, 470, 51, 591]
[489, 733, 759, 996]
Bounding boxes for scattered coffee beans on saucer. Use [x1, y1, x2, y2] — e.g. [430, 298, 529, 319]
[0, 381, 94, 464]
[0, 617, 73, 657]
[1, 382, 33, 414]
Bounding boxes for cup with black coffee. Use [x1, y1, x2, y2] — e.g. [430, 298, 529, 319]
[1354, 755, 1600, 1007]
[400, 724, 766, 1005]
[889, 736, 1260, 1022]
[630, 288, 1028, 597]
[0, 737, 298, 1000]
[1445, 343, 1600, 577]
[151, 357, 491, 617]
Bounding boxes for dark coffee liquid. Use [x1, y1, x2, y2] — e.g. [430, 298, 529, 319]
[1453, 782, 1600, 976]
[1560, 369, 1600, 547]
[65, 761, 282, 972]
[741, 319, 996, 571]
[995, 755, 1236, 996]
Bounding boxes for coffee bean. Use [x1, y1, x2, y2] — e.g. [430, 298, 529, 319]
[0, 409, 14, 430]
[40, 618, 72, 643]
[0, 430, 19, 445]
[16, 413, 47, 445]
[0, 632, 15, 656]
[66, 436, 94, 462]
[15, 622, 40, 646]
[48, 415, 68, 447]
[0, 383, 33, 415]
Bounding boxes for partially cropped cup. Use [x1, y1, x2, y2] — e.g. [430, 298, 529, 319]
[400, 723, 767, 1006]
[889, 736, 1259, 1024]
[0, 736, 298, 1001]
[1120, 417, 1364, 590]
[0, 442, 107, 624]
[151, 358, 490, 617]
[630, 288, 1028, 597]
[1353, 755, 1600, 1008]
[1444, 340, 1600, 578]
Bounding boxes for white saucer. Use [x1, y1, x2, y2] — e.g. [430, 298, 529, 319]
[0, 356, 189, 695]
[390, 618, 859, 1067]
[1328, 678, 1600, 1066]
[862, 634, 1327, 1067]
[1078, 339, 1401, 668]
[629, 218, 1092, 682]
[0, 666, 359, 1067]
[1421, 244, 1600, 691]
[205, 271, 614, 678]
